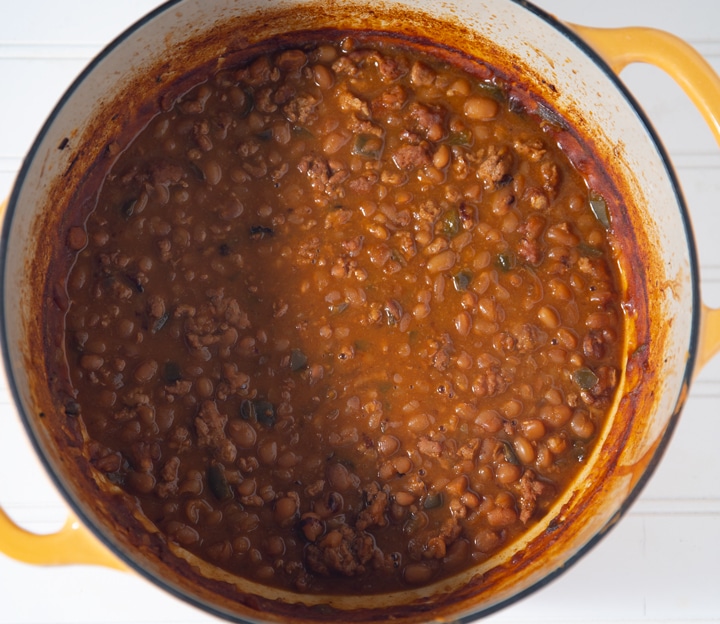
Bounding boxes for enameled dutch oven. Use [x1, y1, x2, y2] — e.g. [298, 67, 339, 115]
[2, 0, 720, 622]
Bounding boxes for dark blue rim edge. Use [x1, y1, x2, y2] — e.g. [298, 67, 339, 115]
[0, 0, 702, 622]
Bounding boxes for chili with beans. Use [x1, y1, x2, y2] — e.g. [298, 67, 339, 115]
[49, 33, 623, 594]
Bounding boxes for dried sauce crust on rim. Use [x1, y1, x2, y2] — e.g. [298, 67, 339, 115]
[45, 32, 625, 595]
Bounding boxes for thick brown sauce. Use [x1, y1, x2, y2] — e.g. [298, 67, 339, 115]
[49, 33, 623, 595]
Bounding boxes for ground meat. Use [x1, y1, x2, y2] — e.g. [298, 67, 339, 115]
[375, 53, 408, 82]
[305, 525, 380, 577]
[471, 360, 512, 398]
[517, 470, 548, 524]
[156, 456, 181, 498]
[371, 84, 407, 113]
[417, 436, 443, 458]
[514, 324, 542, 353]
[147, 295, 166, 320]
[336, 84, 370, 116]
[476, 144, 513, 190]
[149, 160, 185, 186]
[582, 366, 618, 405]
[409, 60, 436, 86]
[513, 136, 547, 162]
[409, 102, 445, 141]
[348, 115, 384, 136]
[517, 237, 542, 265]
[348, 171, 379, 194]
[298, 153, 349, 197]
[583, 329, 606, 359]
[195, 400, 237, 462]
[392, 143, 432, 170]
[356, 483, 389, 530]
[283, 93, 320, 124]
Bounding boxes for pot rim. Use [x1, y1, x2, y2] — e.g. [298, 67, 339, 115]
[0, 0, 702, 621]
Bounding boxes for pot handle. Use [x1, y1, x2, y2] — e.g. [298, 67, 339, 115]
[0, 507, 126, 570]
[570, 24, 720, 371]
[0, 198, 125, 571]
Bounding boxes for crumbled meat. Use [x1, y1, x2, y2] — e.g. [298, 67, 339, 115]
[331, 56, 359, 76]
[371, 84, 408, 113]
[409, 102, 445, 141]
[195, 400, 237, 462]
[472, 366, 510, 398]
[147, 295, 166, 320]
[392, 143, 432, 170]
[523, 187, 549, 211]
[393, 230, 416, 261]
[513, 136, 546, 162]
[517, 215, 546, 266]
[541, 160, 560, 194]
[348, 115, 384, 136]
[517, 470, 549, 524]
[283, 93, 319, 124]
[514, 324, 542, 353]
[305, 525, 380, 577]
[409, 60, 436, 86]
[298, 154, 349, 198]
[583, 329, 606, 359]
[417, 436, 443, 458]
[336, 84, 370, 116]
[156, 456, 181, 498]
[476, 145, 513, 190]
[348, 171, 379, 194]
[149, 160, 185, 186]
[517, 237, 542, 265]
[255, 87, 278, 114]
[356, 483, 389, 530]
[581, 366, 618, 405]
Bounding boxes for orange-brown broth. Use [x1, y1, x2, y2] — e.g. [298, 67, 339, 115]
[52, 34, 623, 594]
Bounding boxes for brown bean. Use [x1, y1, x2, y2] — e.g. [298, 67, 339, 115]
[299, 513, 324, 542]
[203, 160, 222, 186]
[257, 440, 278, 466]
[394, 491, 415, 506]
[539, 403, 572, 428]
[455, 310, 472, 336]
[475, 409, 503, 433]
[167, 521, 200, 546]
[403, 562, 434, 585]
[313, 64, 334, 89]
[571, 410, 595, 439]
[80, 354, 104, 371]
[377, 434, 400, 456]
[464, 96, 498, 120]
[392, 455, 413, 475]
[487, 506, 518, 527]
[495, 462, 522, 484]
[127, 470, 156, 494]
[513, 436, 536, 464]
[133, 359, 158, 384]
[407, 413, 432, 432]
[427, 249, 457, 273]
[537, 305, 560, 329]
[237, 478, 256, 497]
[228, 420, 257, 449]
[445, 476, 468, 497]
[274, 496, 298, 526]
[327, 462, 354, 491]
[67, 226, 88, 251]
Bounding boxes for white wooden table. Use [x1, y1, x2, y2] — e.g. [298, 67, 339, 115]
[1, 1, 718, 622]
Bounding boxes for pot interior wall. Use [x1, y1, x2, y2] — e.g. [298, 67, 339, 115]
[0, 0, 697, 621]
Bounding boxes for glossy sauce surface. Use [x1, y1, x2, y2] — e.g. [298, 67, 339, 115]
[54, 34, 623, 594]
